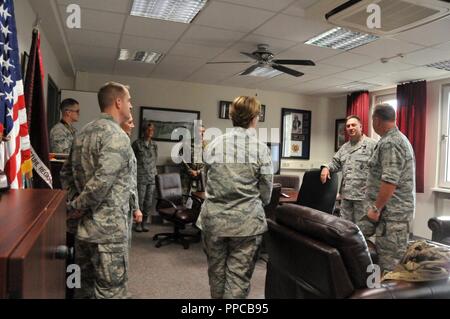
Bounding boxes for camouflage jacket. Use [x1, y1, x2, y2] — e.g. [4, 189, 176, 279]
[366, 127, 416, 221]
[327, 135, 377, 200]
[196, 127, 274, 237]
[49, 120, 77, 154]
[132, 138, 158, 184]
[60, 113, 137, 244]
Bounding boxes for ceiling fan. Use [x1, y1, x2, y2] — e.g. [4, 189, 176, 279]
[206, 44, 315, 77]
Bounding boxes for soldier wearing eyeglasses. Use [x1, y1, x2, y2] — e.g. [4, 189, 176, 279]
[49, 98, 80, 154]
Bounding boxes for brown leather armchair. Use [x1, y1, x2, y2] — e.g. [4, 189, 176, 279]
[265, 204, 450, 299]
[153, 173, 202, 249]
[428, 216, 450, 245]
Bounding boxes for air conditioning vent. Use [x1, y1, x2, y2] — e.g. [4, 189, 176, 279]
[308, 0, 450, 35]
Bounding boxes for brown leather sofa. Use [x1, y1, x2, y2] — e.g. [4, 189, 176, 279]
[265, 204, 450, 299]
[428, 217, 450, 245]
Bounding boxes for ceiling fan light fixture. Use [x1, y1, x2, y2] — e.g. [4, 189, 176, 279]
[305, 27, 379, 51]
[240, 66, 283, 78]
[118, 49, 164, 64]
[131, 0, 208, 23]
[426, 59, 450, 72]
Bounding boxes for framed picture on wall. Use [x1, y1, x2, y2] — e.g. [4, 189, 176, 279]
[281, 108, 311, 159]
[139, 106, 200, 142]
[335, 119, 346, 151]
[219, 100, 266, 122]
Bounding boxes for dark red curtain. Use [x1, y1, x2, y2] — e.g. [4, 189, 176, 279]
[346, 91, 370, 136]
[396, 80, 426, 193]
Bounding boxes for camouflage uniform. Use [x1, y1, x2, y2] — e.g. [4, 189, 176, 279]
[196, 127, 273, 299]
[179, 140, 207, 194]
[132, 138, 158, 224]
[49, 120, 77, 153]
[326, 135, 376, 223]
[60, 113, 138, 299]
[357, 127, 416, 272]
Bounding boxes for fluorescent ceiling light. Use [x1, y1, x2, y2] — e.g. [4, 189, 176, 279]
[240, 66, 283, 78]
[131, 0, 208, 23]
[118, 49, 164, 64]
[426, 59, 450, 72]
[305, 27, 379, 51]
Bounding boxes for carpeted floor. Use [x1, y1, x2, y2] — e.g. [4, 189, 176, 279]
[128, 224, 267, 299]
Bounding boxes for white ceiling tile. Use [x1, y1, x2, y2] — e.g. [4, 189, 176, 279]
[114, 62, 156, 77]
[386, 66, 450, 82]
[70, 45, 118, 60]
[197, 62, 252, 76]
[219, 75, 265, 87]
[357, 61, 415, 74]
[194, 1, 275, 33]
[351, 38, 424, 59]
[393, 18, 450, 47]
[181, 26, 246, 48]
[308, 64, 346, 76]
[65, 29, 121, 48]
[283, 0, 318, 17]
[333, 69, 374, 81]
[185, 69, 231, 84]
[401, 48, 450, 66]
[124, 16, 189, 40]
[74, 56, 115, 74]
[59, 6, 126, 33]
[152, 55, 206, 78]
[319, 52, 377, 68]
[304, 76, 351, 87]
[432, 40, 450, 52]
[217, 0, 294, 12]
[170, 43, 226, 59]
[120, 35, 174, 52]
[254, 14, 331, 42]
[57, 0, 131, 14]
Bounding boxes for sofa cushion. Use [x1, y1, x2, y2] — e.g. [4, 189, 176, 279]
[275, 204, 373, 288]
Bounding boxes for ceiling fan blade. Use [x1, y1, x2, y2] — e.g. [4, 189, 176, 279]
[206, 61, 252, 64]
[240, 51, 259, 60]
[271, 64, 304, 77]
[272, 59, 315, 66]
[240, 64, 260, 75]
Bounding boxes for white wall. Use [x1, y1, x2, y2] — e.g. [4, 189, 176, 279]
[77, 73, 345, 168]
[14, 0, 74, 94]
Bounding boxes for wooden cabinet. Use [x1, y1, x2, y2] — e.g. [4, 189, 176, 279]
[0, 189, 67, 299]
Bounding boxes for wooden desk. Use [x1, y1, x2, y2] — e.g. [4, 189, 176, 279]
[0, 189, 67, 299]
[279, 191, 299, 204]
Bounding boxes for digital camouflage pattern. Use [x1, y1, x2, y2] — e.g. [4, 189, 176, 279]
[357, 127, 416, 271]
[49, 120, 77, 154]
[179, 140, 207, 194]
[326, 135, 376, 223]
[131, 138, 158, 221]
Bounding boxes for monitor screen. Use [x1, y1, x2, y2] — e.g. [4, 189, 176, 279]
[266, 143, 280, 175]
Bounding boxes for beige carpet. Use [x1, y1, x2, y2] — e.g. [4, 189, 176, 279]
[128, 224, 267, 299]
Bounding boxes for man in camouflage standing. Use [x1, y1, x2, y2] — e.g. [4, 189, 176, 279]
[49, 98, 80, 153]
[357, 103, 416, 272]
[197, 96, 273, 299]
[61, 82, 139, 298]
[320, 115, 376, 223]
[132, 122, 158, 232]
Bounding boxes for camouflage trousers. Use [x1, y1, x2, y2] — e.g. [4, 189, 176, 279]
[137, 182, 155, 222]
[357, 217, 409, 272]
[201, 233, 263, 299]
[74, 239, 129, 299]
[340, 199, 367, 224]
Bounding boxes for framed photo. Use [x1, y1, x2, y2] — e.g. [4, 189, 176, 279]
[218, 100, 266, 122]
[139, 107, 200, 142]
[281, 108, 311, 159]
[335, 119, 346, 151]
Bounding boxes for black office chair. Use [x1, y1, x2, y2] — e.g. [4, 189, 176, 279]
[264, 183, 282, 220]
[153, 173, 202, 249]
[296, 169, 338, 215]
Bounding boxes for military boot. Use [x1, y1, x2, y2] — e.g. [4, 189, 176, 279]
[142, 222, 149, 232]
[134, 223, 143, 232]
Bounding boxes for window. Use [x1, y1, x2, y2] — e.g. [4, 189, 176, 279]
[439, 85, 450, 188]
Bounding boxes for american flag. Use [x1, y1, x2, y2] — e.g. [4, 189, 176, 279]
[0, 0, 32, 189]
